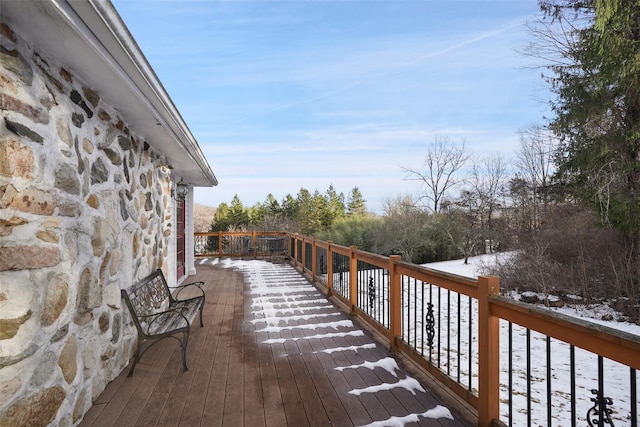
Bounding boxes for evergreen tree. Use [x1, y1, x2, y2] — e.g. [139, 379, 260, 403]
[347, 186, 367, 217]
[210, 202, 231, 232]
[540, 1, 640, 233]
[206, 202, 230, 252]
[537, 0, 640, 286]
[295, 188, 316, 235]
[263, 193, 281, 217]
[325, 184, 346, 227]
[281, 194, 298, 223]
[228, 194, 250, 229]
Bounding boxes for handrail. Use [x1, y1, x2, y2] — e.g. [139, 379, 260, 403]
[395, 260, 478, 298]
[195, 231, 640, 426]
[490, 294, 640, 370]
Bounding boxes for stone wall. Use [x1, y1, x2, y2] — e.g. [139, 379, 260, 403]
[0, 23, 176, 426]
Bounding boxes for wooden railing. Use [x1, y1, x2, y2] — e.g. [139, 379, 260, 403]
[195, 231, 640, 427]
[194, 231, 289, 259]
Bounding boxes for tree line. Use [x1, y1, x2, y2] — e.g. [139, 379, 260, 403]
[209, 186, 367, 236]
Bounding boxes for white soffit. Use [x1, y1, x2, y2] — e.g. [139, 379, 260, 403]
[1, 0, 218, 187]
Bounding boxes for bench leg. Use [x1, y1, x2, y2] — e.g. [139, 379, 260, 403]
[181, 330, 190, 371]
[199, 298, 204, 327]
[127, 339, 144, 377]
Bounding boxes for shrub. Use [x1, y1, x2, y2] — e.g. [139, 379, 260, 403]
[488, 204, 639, 321]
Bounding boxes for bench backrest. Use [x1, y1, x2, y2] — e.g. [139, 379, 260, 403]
[121, 269, 173, 321]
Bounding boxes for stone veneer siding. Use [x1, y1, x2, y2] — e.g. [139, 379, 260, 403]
[0, 23, 177, 426]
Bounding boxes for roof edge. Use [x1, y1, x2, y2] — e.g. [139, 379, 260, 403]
[85, 0, 218, 186]
[61, 0, 218, 186]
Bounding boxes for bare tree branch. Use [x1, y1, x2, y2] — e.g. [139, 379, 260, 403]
[401, 136, 470, 213]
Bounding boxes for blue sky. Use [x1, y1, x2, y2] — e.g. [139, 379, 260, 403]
[112, 1, 549, 214]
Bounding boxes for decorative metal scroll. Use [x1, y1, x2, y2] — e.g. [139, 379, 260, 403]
[368, 277, 375, 310]
[586, 388, 615, 426]
[425, 302, 435, 348]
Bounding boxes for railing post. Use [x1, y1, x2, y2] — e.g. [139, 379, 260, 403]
[217, 231, 222, 255]
[327, 241, 333, 296]
[478, 275, 500, 427]
[388, 255, 402, 352]
[301, 236, 306, 272]
[252, 230, 257, 257]
[286, 232, 291, 259]
[349, 246, 357, 314]
[311, 238, 317, 281]
[293, 233, 299, 267]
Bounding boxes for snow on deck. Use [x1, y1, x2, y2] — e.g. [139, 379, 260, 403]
[212, 258, 459, 426]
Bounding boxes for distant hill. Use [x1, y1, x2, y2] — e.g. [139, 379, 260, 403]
[194, 203, 216, 232]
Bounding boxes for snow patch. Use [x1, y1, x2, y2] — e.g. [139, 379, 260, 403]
[252, 299, 331, 308]
[263, 330, 364, 344]
[250, 312, 342, 325]
[334, 357, 400, 377]
[348, 376, 424, 396]
[250, 289, 318, 296]
[315, 343, 377, 354]
[251, 297, 329, 304]
[358, 406, 454, 427]
[253, 305, 334, 319]
[259, 319, 354, 333]
[251, 299, 330, 308]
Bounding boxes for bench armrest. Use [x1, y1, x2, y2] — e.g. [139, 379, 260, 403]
[170, 281, 205, 301]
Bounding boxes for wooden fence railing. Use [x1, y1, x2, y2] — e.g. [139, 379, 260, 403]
[195, 231, 640, 427]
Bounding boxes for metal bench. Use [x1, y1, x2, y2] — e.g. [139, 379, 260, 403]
[120, 269, 205, 376]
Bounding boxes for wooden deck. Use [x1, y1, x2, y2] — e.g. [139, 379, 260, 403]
[80, 259, 474, 427]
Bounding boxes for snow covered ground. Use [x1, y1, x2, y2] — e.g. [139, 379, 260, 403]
[425, 254, 640, 426]
[427, 253, 640, 333]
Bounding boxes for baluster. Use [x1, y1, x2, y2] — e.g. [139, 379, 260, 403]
[586, 389, 615, 426]
[368, 276, 375, 310]
[425, 302, 435, 348]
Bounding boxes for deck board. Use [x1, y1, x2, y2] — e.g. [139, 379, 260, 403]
[79, 259, 474, 427]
